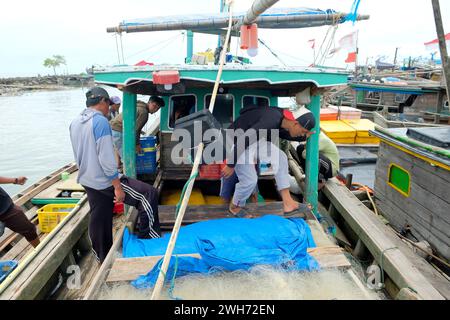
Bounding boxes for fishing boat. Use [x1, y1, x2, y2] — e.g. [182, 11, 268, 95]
[1, 1, 449, 301]
[334, 79, 449, 127]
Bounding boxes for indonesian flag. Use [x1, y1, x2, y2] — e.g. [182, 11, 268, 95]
[330, 31, 358, 63]
[424, 33, 450, 51]
[308, 39, 316, 49]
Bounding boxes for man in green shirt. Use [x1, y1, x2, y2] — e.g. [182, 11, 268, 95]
[110, 96, 165, 166]
[295, 130, 340, 189]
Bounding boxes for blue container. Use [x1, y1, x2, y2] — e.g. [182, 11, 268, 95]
[0, 260, 18, 284]
[136, 136, 157, 174]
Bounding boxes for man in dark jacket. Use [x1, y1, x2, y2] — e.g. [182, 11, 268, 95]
[222, 105, 315, 217]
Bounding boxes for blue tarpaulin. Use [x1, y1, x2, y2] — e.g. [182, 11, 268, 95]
[123, 215, 320, 289]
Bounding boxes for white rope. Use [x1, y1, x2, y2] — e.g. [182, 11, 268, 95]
[208, 0, 234, 114]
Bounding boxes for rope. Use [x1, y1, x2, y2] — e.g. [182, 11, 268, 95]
[119, 33, 125, 64]
[258, 38, 288, 66]
[175, 173, 199, 218]
[379, 246, 398, 288]
[114, 33, 121, 64]
[351, 182, 379, 216]
[346, 0, 362, 25]
[126, 32, 183, 61]
[167, 255, 182, 300]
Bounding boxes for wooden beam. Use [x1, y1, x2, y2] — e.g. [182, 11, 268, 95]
[158, 202, 285, 225]
[323, 178, 445, 300]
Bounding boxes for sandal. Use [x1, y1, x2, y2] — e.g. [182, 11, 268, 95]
[283, 203, 312, 218]
[228, 207, 253, 218]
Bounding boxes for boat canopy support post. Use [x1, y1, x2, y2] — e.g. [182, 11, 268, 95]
[186, 30, 194, 63]
[305, 94, 320, 217]
[123, 91, 137, 178]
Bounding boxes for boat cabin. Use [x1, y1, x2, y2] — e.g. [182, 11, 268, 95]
[94, 64, 349, 214]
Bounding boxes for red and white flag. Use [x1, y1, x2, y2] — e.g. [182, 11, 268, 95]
[330, 31, 358, 63]
[308, 39, 315, 49]
[424, 33, 450, 51]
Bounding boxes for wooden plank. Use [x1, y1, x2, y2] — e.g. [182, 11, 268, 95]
[375, 196, 450, 261]
[35, 171, 79, 199]
[158, 202, 285, 225]
[323, 178, 445, 300]
[105, 246, 350, 283]
[14, 164, 77, 207]
[10, 163, 76, 203]
[106, 254, 201, 283]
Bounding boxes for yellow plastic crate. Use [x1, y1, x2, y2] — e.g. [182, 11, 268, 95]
[343, 119, 376, 137]
[332, 137, 356, 144]
[37, 204, 76, 233]
[161, 188, 206, 206]
[355, 136, 380, 144]
[320, 121, 356, 139]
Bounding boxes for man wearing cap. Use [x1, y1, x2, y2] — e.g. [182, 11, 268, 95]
[107, 96, 121, 121]
[294, 130, 340, 190]
[69, 87, 161, 263]
[222, 104, 316, 217]
[110, 96, 165, 164]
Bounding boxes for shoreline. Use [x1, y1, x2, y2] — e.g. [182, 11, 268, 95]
[0, 75, 94, 96]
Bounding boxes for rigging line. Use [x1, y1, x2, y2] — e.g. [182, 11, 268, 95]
[275, 50, 311, 65]
[125, 32, 183, 60]
[143, 34, 184, 61]
[119, 33, 125, 64]
[258, 38, 287, 67]
[114, 33, 121, 64]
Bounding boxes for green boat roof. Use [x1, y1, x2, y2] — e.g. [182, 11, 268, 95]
[94, 64, 349, 96]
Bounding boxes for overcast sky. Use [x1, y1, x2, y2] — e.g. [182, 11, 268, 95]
[1, 0, 449, 77]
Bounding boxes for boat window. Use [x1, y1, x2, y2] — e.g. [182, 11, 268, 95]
[388, 163, 410, 197]
[205, 94, 234, 128]
[242, 96, 270, 108]
[169, 95, 197, 129]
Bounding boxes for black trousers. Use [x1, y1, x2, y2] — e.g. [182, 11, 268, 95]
[296, 144, 334, 183]
[83, 176, 161, 263]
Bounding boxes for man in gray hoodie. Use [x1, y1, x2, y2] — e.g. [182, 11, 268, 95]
[70, 87, 161, 263]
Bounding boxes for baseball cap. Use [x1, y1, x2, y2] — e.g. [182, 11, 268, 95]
[110, 96, 121, 105]
[283, 108, 316, 131]
[85, 87, 112, 105]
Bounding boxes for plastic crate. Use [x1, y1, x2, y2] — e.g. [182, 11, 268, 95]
[37, 204, 76, 233]
[199, 163, 225, 179]
[0, 260, 18, 284]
